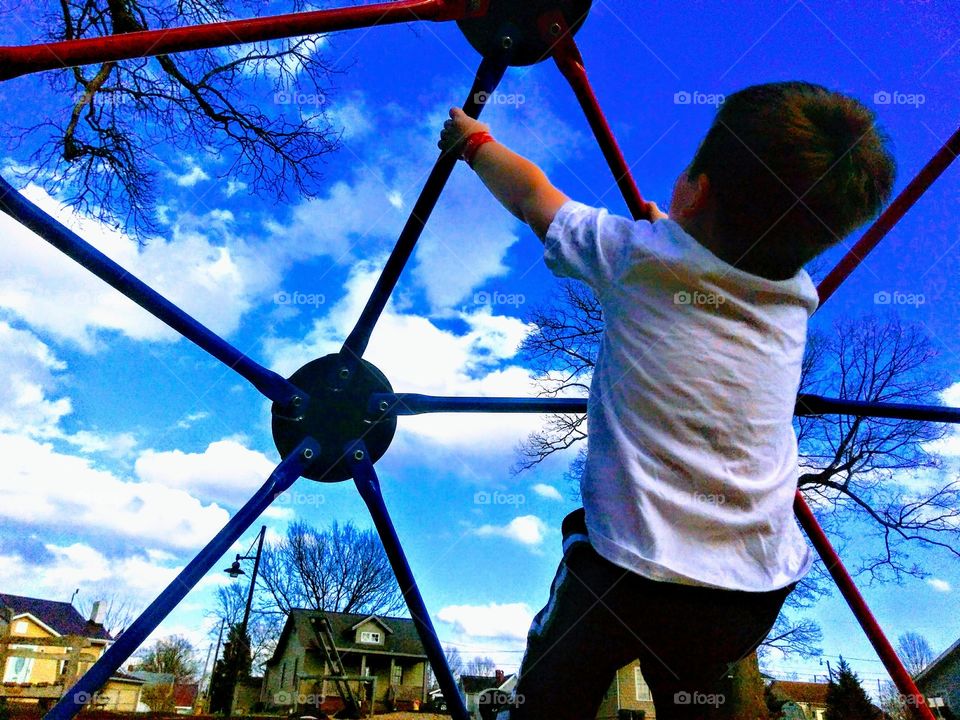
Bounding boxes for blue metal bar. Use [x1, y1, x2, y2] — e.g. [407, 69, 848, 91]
[340, 55, 509, 361]
[370, 392, 588, 415]
[369, 392, 960, 424]
[347, 441, 469, 720]
[0, 176, 304, 406]
[44, 437, 320, 720]
[793, 394, 960, 423]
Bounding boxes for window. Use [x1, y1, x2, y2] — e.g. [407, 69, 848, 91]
[4, 645, 37, 683]
[392, 665, 402, 686]
[634, 667, 652, 702]
[359, 631, 381, 644]
[13, 620, 28, 635]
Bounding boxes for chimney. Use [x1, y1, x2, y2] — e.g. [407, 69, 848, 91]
[89, 601, 106, 625]
[495, 669, 505, 686]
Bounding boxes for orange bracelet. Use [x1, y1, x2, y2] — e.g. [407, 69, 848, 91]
[462, 131, 495, 167]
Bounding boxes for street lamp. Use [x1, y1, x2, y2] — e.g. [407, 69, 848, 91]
[223, 525, 266, 716]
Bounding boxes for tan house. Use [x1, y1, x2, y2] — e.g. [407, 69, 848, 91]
[596, 660, 657, 719]
[0, 592, 144, 712]
[262, 609, 429, 716]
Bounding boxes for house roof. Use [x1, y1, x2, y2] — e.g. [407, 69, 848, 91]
[129, 671, 176, 686]
[459, 675, 500, 694]
[110, 670, 147, 685]
[265, 609, 428, 666]
[770, 680, 830, 706]
[916, 636, 960, 684]
[0, 593, 112, 642]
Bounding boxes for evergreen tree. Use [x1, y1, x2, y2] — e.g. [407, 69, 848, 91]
[826, 657, 880, 720]
[208, 624, 252, 715]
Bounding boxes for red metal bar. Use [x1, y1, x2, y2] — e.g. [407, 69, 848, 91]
[537, 11, 656, 222]
[794, 497, 934, 720]
[0, 0, 487, 81]
[817, 123, 960, 305]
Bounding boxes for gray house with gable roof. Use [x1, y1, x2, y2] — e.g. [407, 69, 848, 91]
[262, 609, 429, 715]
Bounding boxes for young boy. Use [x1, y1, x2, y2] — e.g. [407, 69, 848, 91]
[437, 81, 895, 719]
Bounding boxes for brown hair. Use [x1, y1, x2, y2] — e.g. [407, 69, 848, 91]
[687, 81, 896, 279]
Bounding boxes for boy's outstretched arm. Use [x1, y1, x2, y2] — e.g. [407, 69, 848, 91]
[438, 107, 570, 242]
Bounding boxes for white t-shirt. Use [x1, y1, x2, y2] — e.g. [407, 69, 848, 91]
[543, 199, 818, 592]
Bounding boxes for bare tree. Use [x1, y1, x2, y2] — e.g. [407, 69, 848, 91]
[896, 631, 934, 676]
[5, 0, 344, 236]
[516, 281, 959, 659]
[256, 520, 405, 618]
[208, 581, 280, 673]
[797, 315, 960, 582]
[136, 634, 201, 682]
[463, 656, 496, 677]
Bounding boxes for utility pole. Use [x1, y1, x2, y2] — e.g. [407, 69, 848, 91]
[224, 525, 267, 717]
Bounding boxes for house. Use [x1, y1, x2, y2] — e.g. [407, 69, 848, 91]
[767, 680, 831, 720]
[595, 660, 657, 720]
[916, 635, 960, 717]
[0, 592, 144, 712]
[128, 670, 198, 714]
[262, 609, 430, 715]
[458, 670, 516, 719]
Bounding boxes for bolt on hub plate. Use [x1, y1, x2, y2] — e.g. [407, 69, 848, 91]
[457, 0, 592, 66]
[271, 354, 397, 482]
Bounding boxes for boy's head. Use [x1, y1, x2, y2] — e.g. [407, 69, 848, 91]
[669, 81, 896, 279]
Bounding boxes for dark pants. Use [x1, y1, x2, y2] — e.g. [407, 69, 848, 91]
[504, 509, 794, 720]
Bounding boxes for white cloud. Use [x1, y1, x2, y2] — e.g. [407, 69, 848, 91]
[62, 429, 139, 458]
[135, 439, 278, 505]
[531, 483, 562, 501]
[0, 185, 279, 348]
[326, 91, 374, 141]
[0, 321, 71, 435]
[168, 157, 211, 188]
[437, 602, 533, 640]
[0, 432, 229, 548]
[473, 516, 548, 547]
[927, 578, 952, 592]
[263, 87, 585, 313]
